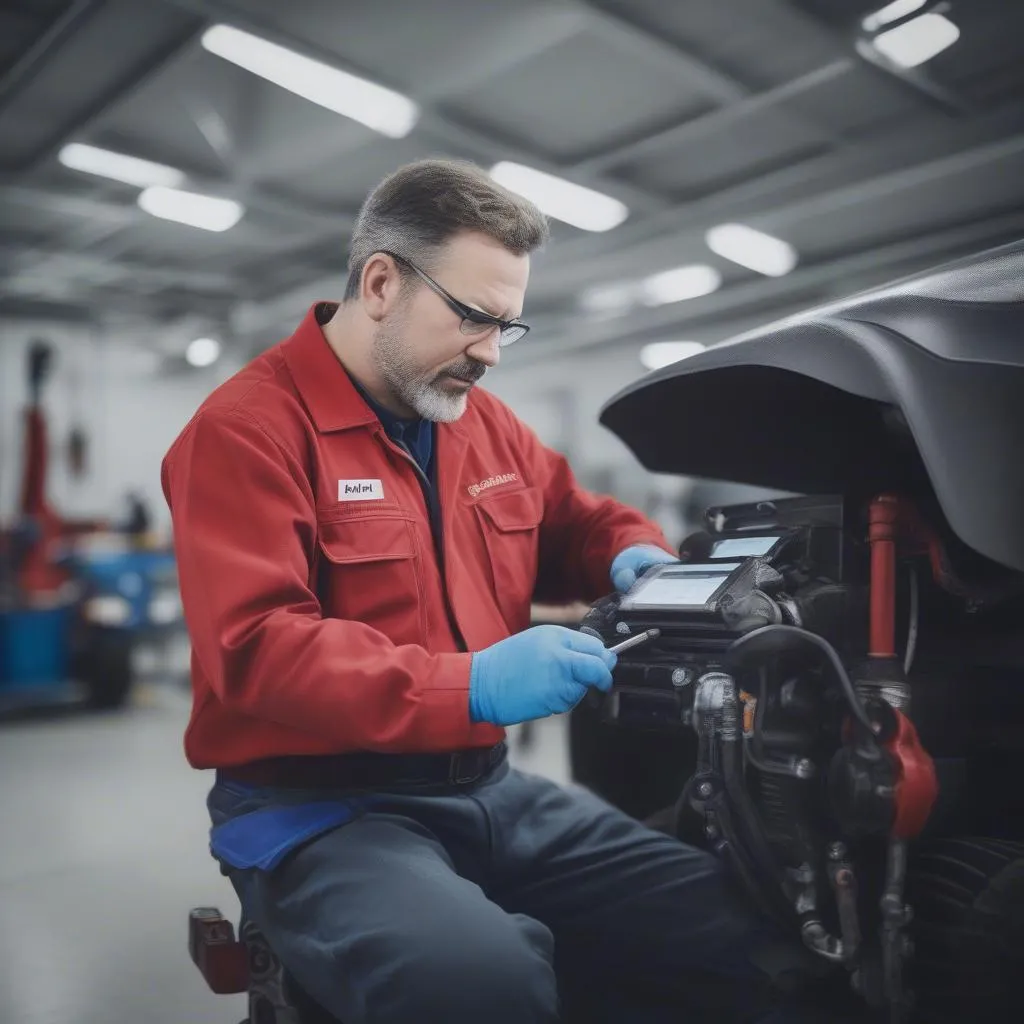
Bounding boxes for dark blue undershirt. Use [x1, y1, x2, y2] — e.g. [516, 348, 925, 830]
[351, 376, 435, 481]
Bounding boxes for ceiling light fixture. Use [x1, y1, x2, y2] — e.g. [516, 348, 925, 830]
[870, 12, 960, 67]
[138, 186, 244, 232]
[490, 162, 629, 233]
[861, 0, 928, 33]
[186, 337, 221, 368]
[57, 143, 185, 188]
[705, 223, 798, 277]
[640, 341, 706, 371]
[639, 265, 721, 306]
[201, 24, 419, 138]
[579, 282, 640, 316]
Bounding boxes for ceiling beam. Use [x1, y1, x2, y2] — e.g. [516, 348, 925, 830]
[0, 0, 100, 114]
[1, 175, 355, 239]
[0, 242, 242, 295]
[13, 21, 204, 172]
[571, 59, 855, 176]
[565, 0, 749, 104]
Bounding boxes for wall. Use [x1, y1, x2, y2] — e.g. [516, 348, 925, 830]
[0, 319, 242, 533]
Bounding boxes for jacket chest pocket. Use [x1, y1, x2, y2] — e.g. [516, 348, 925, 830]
[473, 487, 543, 634]
[316, 508, 427, 644]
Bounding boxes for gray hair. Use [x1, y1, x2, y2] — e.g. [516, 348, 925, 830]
[343, 158, 550, 301]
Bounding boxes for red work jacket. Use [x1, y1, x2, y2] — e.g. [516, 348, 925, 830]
[162, 303, 671, 768]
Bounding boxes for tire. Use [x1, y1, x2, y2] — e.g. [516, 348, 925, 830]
[906, 836, 1024, 1024]
[78, 626, 134, 709]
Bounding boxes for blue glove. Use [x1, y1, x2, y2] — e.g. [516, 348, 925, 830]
[469, 625, 617, 726]
[610, 543, 678, 593]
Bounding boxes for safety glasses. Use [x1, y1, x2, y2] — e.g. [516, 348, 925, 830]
[380, 250, 530, 347]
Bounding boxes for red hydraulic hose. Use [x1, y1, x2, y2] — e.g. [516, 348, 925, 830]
[868, 495, 899, 658]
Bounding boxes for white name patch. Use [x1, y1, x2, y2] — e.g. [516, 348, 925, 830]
[338, 479, 384, 501]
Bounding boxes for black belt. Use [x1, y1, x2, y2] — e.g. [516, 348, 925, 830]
[218, 742, 507, 790]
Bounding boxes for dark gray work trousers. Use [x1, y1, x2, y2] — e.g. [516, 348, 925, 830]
[209, 758, 820, 1024]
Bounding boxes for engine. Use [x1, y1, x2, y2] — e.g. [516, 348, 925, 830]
[581, 493, 959, 1019]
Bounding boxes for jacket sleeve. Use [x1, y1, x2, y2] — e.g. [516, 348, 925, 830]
[500, 407, 675, 605]
[162, 407, 490, 754]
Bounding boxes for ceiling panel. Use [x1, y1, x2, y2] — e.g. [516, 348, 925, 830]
[440, 28, 715, 164]
[769, 147, 1024, 261]
[93, 44, 254, 180]
[615, 107, 828, 198]
[592, 0, 846, 89]
[0, 0, 200, 170]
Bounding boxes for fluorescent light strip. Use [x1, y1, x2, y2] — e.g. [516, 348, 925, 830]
[705, 223, 798, 277]
[58, 143, 185, 188]
[138, 187, 244, 232]
[640, 341, 705, 371]
[871, 12, 960, 68]
[861, 0, 928, 33]
[639, 265, 721, 306]
[201, 24, 418, 138]
[490, 162, 629, 233]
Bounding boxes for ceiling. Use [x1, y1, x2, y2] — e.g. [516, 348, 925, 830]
[1, 0, 1022, 366]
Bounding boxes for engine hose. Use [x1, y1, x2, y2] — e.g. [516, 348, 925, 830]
[712, 793, 796, 929]
[728, 625, 877, 739]
[720, 678, 789, 892]
[671, 773, 698, 838]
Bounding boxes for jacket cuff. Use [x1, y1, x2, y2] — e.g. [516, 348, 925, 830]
[421, 652, 504, 751]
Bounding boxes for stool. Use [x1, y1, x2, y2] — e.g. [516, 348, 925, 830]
[189, 907, 339, 1023]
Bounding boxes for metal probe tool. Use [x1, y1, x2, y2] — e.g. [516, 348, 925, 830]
[607, 628, 661, 654]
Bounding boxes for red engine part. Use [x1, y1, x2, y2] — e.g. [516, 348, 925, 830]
[866, 495, 939, 839]
[188, 907, 249, 995]
[884, 708, 940, 839]
[868, 496, 900, 658]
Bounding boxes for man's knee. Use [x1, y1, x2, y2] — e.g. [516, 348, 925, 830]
[370, 912, 559, 1023]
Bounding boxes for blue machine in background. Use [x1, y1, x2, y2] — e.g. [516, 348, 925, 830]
[0, 339, 184, 716]
[0, 542, 183, 713]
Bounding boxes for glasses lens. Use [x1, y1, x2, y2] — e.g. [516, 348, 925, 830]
[459, 317, 494, 336]
[500, 324, 528, 346]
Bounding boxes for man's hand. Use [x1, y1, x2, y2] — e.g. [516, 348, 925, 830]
[469, 625, 617, 726]
[610, 544, 678, 593]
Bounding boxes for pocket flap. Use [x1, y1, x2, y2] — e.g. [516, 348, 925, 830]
[317, 515, 414, 564]
[476, 487, 544, 533]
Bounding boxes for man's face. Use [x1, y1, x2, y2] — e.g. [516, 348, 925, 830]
[371, 230, 530, 422]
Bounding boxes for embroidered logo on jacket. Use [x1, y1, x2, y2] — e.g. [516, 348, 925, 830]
[467, 473, 519, 498]
[339, 479, 384, 501]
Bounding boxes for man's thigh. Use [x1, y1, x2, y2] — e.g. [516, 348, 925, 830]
[235, 812, 559, 1024]
[487, 770, 796, 1018]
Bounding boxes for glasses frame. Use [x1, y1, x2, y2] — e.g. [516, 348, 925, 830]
[379, 250, 530, 347]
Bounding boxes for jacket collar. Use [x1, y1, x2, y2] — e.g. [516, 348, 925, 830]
[282, 302, 380, 433]
[282, 301, 470, 440]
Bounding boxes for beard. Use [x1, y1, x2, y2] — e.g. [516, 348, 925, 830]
[371, 317, 486, 423]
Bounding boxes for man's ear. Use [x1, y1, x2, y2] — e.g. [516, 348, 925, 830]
[360, 253, 402, 323]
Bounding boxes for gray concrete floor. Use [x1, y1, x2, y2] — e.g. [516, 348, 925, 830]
[0, 684, 568, 1024]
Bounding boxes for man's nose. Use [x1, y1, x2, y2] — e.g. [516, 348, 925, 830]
[465, 327, 501, 368]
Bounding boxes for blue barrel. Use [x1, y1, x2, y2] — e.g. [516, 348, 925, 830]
[0, 605, 73, 688]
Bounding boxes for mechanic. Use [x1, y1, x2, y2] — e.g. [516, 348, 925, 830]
[162, 158, 815, 1023]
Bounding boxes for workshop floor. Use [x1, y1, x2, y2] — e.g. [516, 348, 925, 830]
[0, 684, 569, 1024]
